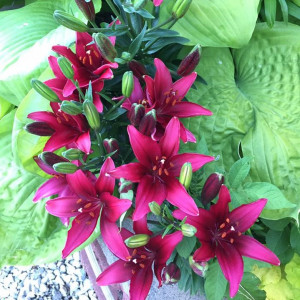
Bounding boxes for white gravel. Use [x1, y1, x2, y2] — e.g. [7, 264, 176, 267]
[0, 252, 97, 300]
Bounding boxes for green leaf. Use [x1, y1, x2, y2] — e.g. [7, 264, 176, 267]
[0, 0, 80, 106]
[204, 259, 227, 300]
[287, 1, 300, 19]
[160, 0, 260, 47]
[278, 0, 289, 23]
[290, 224, 300, 255]
[0, 110, 67, 267]
[266, 227, 290, 256]
[264, 0, 277, 27]
[176, 236, 196, 259]
[261, 218, 291, 231]
[184, 23, 300, 221]
[145, 36, 189, 54]
[0, 96, 14, 119]
[129, 24, 147, 59]
[228, 157, 252, 188]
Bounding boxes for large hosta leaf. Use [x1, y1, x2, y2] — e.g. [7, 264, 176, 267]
[184, 23, 300, 220]
[160, 0, 260, 47]
[0, 110, 67, 267]
[0, 0, 77, 106]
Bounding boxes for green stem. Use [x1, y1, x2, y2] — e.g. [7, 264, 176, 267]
[72, 80, 85, 101]
[104, 96, 126, 118]
[95, 129, 104, 156]
[167, 19, 177, 29]
[146, 17, 174, 33]
[90, 20, 98, 28]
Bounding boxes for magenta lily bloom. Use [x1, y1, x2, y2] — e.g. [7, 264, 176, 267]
[153, 0, 164, 6]
[28, 102, 91, 153]
[173, 185, 280, 298]
[122, 59, 212, 142]
[109, 117, 214, 220]
[96, 226, 183, 300]
[46, 158, 132, 259]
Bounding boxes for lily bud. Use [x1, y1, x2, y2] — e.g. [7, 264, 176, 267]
[149, 201, 161, 216]
[172, 0, 192, 19]
[93, 33, 117, 62]
[139, 109, 156, 136]
[75, 0, 95, 22]
[162, 263, 181, 284]
[189, 256, 208, 277]
[201, 173, 224, 205]
[57, 57, 74, 80]
[179, 162, 192, 189]
[62, 148, 84, 161]
[181, 224, 197, 237]
[25, 122, 54, 136]
[103, 138, 119, 159]
[83, 100, 100, 130]
[60, 101, 82, 115]
[122, 71, 134, 98]
[177, 44, 201, 76]
[31, 79, 60, 102]
[124, 234, 150, 248]
[129, 103, 145, 127]
[53, 10, 89, 32]
[53, 162, 78, 174]
[39, 151, 68, 167]
[118, 178, 133, 194]
[128, 60, 147, 79]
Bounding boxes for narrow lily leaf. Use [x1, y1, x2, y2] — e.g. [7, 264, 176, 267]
[160, 0, 260, 47]
[129, 24, 147, 59]
[278, 0, 289, 23]
[228, 157, 252, 189]
[183, 23, 300, 221]
[265, 0, 277, 27]
[287, 1, 300, 19]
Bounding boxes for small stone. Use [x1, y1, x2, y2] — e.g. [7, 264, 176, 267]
[60, 265, 66, 273]
[69, 281, 79, 294]
[0, 287, 10, 298]
[55, 276, 65, 286]
[80, 269, 87, 281]
[48, 263, 57, 270]
[78, 295, 89, 300]
[60, 285, 68, 297]
[18, 272, 28, 281]
[63, 274, 72, 284]
[27, 291, 36, 298]
[3, 274, 13, 287]
[82, 279, 92, 292]
[88, 290, 97, 299]
[67, 264, 76, 274]
[54, 269, 60, 277]
[40, 283, 48, 293]
[47, 272, 55, 280]
[51, 288, 62, 300]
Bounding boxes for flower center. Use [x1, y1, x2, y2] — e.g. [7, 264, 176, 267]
[163, 89, 182, 107]
[125, 248, 153, 274]
[215, 218, 241, 245]
[79, 45, 101, 70]
[152, 155, 173, 177]
[71, 199, 101, 225]
[138, 98, 151, 108]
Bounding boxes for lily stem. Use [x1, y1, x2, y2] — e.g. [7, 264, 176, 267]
[104, 96, 126, 118]
[94, 129, 104, 156]
[147, 17, 174, 33]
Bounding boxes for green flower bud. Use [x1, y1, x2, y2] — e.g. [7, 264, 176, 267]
[75, 0, 95, 22]
[179, 162, 192, 189]
[189, 256, 208, 277]
[53, 10, 89, 32]
[121, 51, 132, 62]
[149, 201, 161, 216]
[60, 101, 83, 115]
[162, 263, 181, 284]
[31, 79, 60, 102]
[172, 0, 192, 19]
[181, 224, 197, 237]
[122, 71, 134, 98]
[62, 148, 84, 161]
[93, 33, 117, 62]
[124, 234, 150, 248]
[53, 162, 78, 174]
[83, 100, 100, 130]
[57, 57, 74, 80]
[25, 122, 54, 136]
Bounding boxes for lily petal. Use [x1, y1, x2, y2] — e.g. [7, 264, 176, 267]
[52, 45, 81, 67]
[130, 266, 153, 300]
[165, 101, 212, 118]
[96, 157, 115, 194]
[75, 131, 91, 154]
[133, 216, 153, 235]
[210, 185, 231, 221]
[46, 196, 80, 218]
[173, 72, 197, 98]
[154, 58, 172, 103]
[96, 259, 132, 285]
[235, 235, 280, 266]
[230, 198, 267, 233]
[44, 129, 78, 152]
[109, 162, 147, 182]
[193, 242, 215, 262]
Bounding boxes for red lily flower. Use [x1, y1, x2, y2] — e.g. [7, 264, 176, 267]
[153, 0, 164, 6]
[96, 224, 183, 300]
[45, 158, 132, 259]
[173, 185, 280, 298]
[122, 59, 212, 142]
[109, 117, 214, 220]
[28, 102, 91, 153]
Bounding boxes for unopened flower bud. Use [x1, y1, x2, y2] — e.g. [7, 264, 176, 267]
[103, 138, 119, 159]
[75, 0, 95, 22]
[25, 122, 54, 136]
[122, 71, 134, 98]
[181, 224, 197, 237]
[124, 234, 150, 248]
[149, 201, 161, 216]
[119, 178, 133, 193]
[62, 148, 84, 161]
[177, 44, 201, 76]
[53, 10, 89, 32]
[139, 109, 156, 136]
[179, 162, 192, 189]
[129, 103, 145, 127]
[57, 57, 74, 79]
[121, 51, 131, 61]
[39, 151, 68, 167]
[201, 173, 224, 205]
[133, 0, 148, 10]
[60, 101, 82, 115]
[128, 60, 147, 79]
[189, 256, 208, 277]
[93, 33, 117, 62]
[31, 79, 60, 102]
[83, 100, 100, 130]
[172, 0, 192, 19]
[162, 263, 181, 284]
[53, 162, 78, 174]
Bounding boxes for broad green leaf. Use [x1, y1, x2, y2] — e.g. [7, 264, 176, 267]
[0, 110, 67, 267]
[160, 0, 260, 47]
[228, 157, 252, 188]
[204, 259, 227, 300]
[290, 224, 300, 255]
[266, 227, 290, 256]
[0, 96, 14, 119]
[0, 0, 79, 106]
[184, 23, 300, 221]
[261, 218, 291, 231]
[176, 236, 196, 259]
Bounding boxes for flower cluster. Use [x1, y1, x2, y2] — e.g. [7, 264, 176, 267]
[25, 1, 280, 299]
